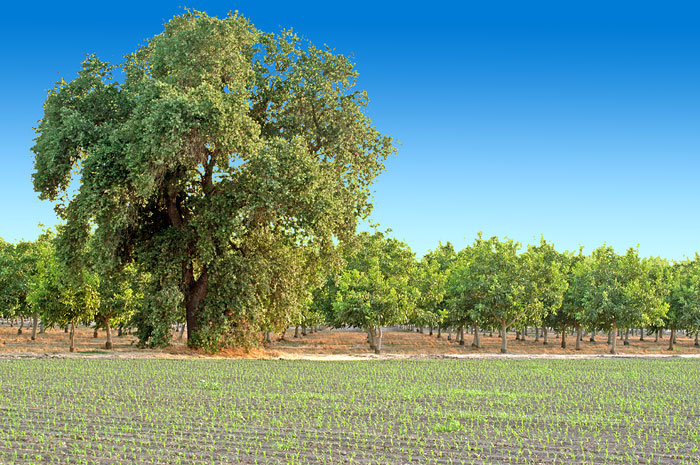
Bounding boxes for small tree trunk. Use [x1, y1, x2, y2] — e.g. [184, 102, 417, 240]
[639, 328, 645, 341]
[178, 323, 186, 340]
[501, 324, 508, 353]
[17, 317, 24, 335]
[64, 326, 69, 333]
[610, 323, 617, 354]
[472, 326, 481, 348]
[39, 321, 45, 334]
[623, 328, 630, 346]
[589, 329, 596, 342]
[31, 312, 38, 341]
[118, 326, 123, 337]
[105, 320, 113, 350]
[93, 327, 98, 338]
[522, 326, 527, 341]
[694, 333, 699, 347]
[374, 327, 383, 354]
[515, 330, 521, 341]
[368, 329, 376, 351]
[561, 327, 567, 349]
[294, 326, 300, 338]
[607, 330, 612, 345]
[668, 327, 676, 351]
[575, 325, 582, 351]
[69, 320, 76, 353]
[458, 326, 465, 346]
[301, 325, 307, 336]
[264, 331, 271, 344]
[534, 326, 540, 342]
[429, 326, 433, 336]
[543, 327, 548, 345]
[279, 330, 286, 341]
[437, 326, 442, 338]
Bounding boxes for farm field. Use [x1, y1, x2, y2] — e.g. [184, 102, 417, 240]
[1, 358, 699, 465]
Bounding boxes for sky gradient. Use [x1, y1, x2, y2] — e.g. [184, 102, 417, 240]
[1, 1, 699, 259]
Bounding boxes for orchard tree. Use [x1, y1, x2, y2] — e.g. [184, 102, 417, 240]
[582, 246, 668, 354]
[29, 254, 99, 352]
[456, 234, 526, 353]
[520, 238, 569, 345]
[31, 10, 395, 351]
[95, 264, 145, 349]
[331, 231, 418, 354]
[0, 234, 53, 339]
[411, 243, 455, 335]
[445, 244, 486, 348]
[666, 256, 700, 350]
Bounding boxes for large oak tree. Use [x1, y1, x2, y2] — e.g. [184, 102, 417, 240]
[32, 10, 395, 350]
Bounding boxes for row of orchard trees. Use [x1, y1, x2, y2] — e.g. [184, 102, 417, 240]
[315, 230, 700, 354]
[0, 229, 143, 351]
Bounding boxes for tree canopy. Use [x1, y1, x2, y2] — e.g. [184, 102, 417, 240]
[31, 10, 395, 350]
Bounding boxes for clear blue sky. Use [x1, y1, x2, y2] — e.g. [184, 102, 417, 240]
[1, 1, 699, 259]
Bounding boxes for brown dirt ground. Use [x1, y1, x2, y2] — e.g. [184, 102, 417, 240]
[1, 324, 698, 360]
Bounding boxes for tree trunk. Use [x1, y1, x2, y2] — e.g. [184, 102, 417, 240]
[543, 326, 548, 345]
[575, 324, 582, 351]
[522, 326, 527, 341]
[17, 317, 24, 335]
[655, 329, 659, 342]
[39, 321, 45, 334]
[178, 323, 186, 340]
[515, 329, 521, 341]
[367, 329, 376, 351]
[429, 326, 433, 336]
[607, 330, 612, 345]
[668, 327, 675, 351]
[500, 324, 508, 353]
[561, 327, 567, 349]
[301, 325, 307, 336]
[185, 268, 209, 344]
[294, 326, 300, 338]
[376, 327, 383, 354]
[589, 329, 596, 342]
[694, 333, 699, 347]
[93, 327, 98, 338]
[610, 323, 617, 354]
[437, 326, 441, 339]
[264, 331, 271, 344]
[118, 326, 123, 337]
[639, 328, 645, 341]
[69, 320, 76, 353]
[623, 328, 630, 346]
[458, 326, 465, 345]
[105, 319, 113, 350]
[31, 312, 38, 341]
[472, 326, 481, 348]
[534, 326, 540, 342]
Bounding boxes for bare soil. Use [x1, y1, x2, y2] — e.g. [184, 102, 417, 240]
[1, 324, 698, 360]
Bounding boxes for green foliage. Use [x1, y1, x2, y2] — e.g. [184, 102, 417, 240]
[582, 246, 668, 332]
[667, 255, 700, 332]
[31, 10, 395, 351]
[331, 231, 418, 352]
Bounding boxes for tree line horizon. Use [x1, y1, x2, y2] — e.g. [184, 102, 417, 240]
[1, 10, 698, 355]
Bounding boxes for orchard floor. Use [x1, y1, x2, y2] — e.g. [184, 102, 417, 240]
[1, 324, 699, 359]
